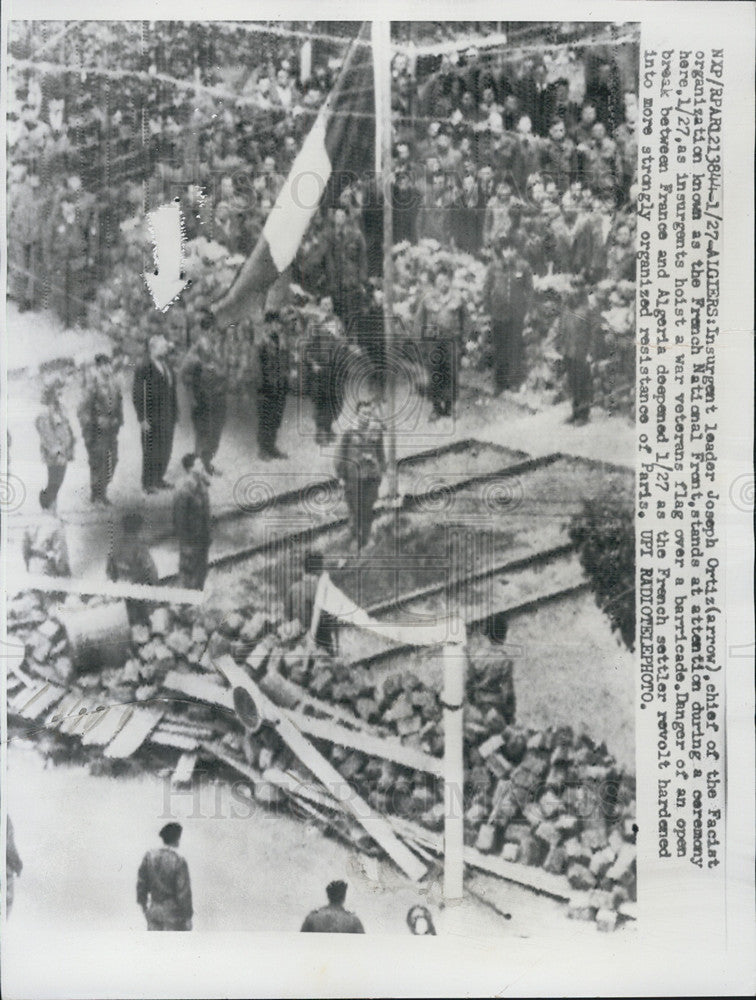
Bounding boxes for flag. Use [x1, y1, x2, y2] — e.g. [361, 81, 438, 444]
[312, 573, 467, 648]
[212, 24, 375, 328]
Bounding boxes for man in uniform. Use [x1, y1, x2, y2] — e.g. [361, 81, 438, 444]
[107, 511, 159, 625]
[35, 379, 75, 515]
[255, 310, 290, 461]
[180, 320, 228, 477]
[483, 239, 534, 394]
[8, 166, 43, 311]
[323, 207, 367, 338]
[300, 880, 364, 933]
[413, 264, 470, 420]
[78, 353, 123, 505]
[558, 281, 601, 425]
[335, 399, 385, 551]
[303, 297, 344, 445]
[172, 453, 211, 590]
[136, 822, 193, 931]
[133, 334, 178, 494]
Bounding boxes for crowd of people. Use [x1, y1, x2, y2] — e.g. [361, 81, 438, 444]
[15, 25, 639, 588]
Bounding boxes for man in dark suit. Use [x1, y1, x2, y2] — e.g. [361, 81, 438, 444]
[132, 334, 178, 494]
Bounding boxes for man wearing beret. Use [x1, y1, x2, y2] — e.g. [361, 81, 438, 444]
[136, 822, 193, 931]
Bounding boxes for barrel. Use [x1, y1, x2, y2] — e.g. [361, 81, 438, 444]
[58, 600, 131, 673]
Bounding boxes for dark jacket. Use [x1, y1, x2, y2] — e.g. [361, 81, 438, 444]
[181, 353, 228, 418]
[483, 257, 533, 322]
[324, 223, 368, 290]
[256, 329, 290, 395]
[559, 304, 602, 360]
[173, 475, 211, 547]
[301, 903, 364, 933]
[78, 371, 123, 445]
[336, 423, 385, 483]
[132, 358, 178, 431]
[136, 847, 193, 926]
[107, 537, 159, 586]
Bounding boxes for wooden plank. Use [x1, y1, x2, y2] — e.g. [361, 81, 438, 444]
[285, 709, 443, 777]
[202, 743, 263, 785]
[263, 767, 344, 812]
[80, 704, 136, 746]
[213, 655, 427, 882]
[163, 670, 234, 710]
[16, 574, 203, 606]
[172, 752, 198, 785]
[46, 693, 85, 730]
[10, 682, 63, 719]
[59, 698, 102, 736]
[150, 729, 199, 752]
[104, 708, 163, 759]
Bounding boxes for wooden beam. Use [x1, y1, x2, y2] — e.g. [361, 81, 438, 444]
[163, 670, 235, 710]
[285, 708, 443, 776]
[213, 655, 427, 882]
[104, 708, 163, 759]
[15, 574, 204, 605]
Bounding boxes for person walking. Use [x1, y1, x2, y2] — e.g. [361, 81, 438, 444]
[180, 319, 228, 477]
[255, 310, 290, 461]
[132, 334, 178, 494]
[172, 453, 211, 590]
[77, 353, 123, 505]
[300, 880, 364, 933]
[136, 822, 193, 931]
[483, 239, 534, 394]
[335, 399, 385, 551]
[35, 378, 75, 514]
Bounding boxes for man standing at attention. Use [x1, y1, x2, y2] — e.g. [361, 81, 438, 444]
[180, 316, 228, 477]
[132, 334, 178, 494]
[335, 398, 385, 552]
[78, 352, 123, 505]
[172, 453, 211, 590]
[483, 238, 534, 394]
[255, 310, 290, 461]
[301, 880, 364, 933]
[413, 264, 470, 420]
[136, 822, 193, 931]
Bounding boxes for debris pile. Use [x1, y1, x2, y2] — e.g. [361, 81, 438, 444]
[7, 590, 636, 928]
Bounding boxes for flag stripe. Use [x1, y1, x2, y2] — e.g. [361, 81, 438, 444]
[263, 112, 331, 272]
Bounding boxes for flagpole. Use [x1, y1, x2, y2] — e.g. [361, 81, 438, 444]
[374, 20, 398, 502]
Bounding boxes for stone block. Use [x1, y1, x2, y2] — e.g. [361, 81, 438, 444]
[539, 789, 563, 819]
[149, 607, 171, 636]
[596, 908, 618, 932]
[567, 863, 597, 891]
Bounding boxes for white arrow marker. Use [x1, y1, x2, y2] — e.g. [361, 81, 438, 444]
[144, 198, 189, 311]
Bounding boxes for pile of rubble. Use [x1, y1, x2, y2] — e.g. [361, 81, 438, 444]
[7, 590, 636, 929]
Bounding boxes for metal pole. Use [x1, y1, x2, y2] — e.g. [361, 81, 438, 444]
[443, 640, 466, 900]
[373, 20, 397, 500]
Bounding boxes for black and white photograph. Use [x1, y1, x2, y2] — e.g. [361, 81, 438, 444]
[1, 5, 753, 998]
